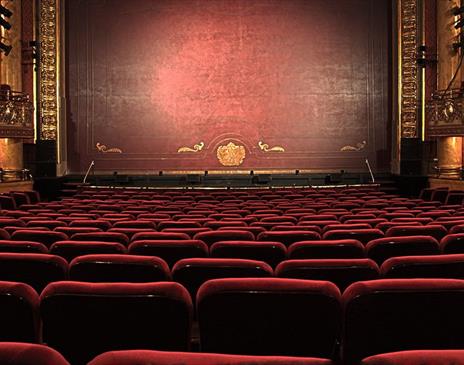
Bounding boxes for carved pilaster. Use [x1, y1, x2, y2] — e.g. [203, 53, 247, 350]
[38, 0, 59, 140]
[399, 0, 419, 138]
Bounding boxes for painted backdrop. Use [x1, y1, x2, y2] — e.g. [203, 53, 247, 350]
[67, 0, 390, 173]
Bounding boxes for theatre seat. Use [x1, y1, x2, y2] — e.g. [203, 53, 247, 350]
[288, 239, 365, 259]
[381, 254, 464, 279]
[366, 236, 440, 264]
[361, 350, 464, 365]
[257, 231, 321, 246]
[0, 281, 39, 342]
[88, 350, 333, 365]
[11, 230, 68, 247]
[342, 279, 464, 363]
[322, 229, 384, 245]
[0, 240, 48, 253]
[70, 232, 130, 246]
[210, 240, 287, 267]
[69, 254, 170, 282]
[198, 278, 341, 358]
[50, 241, 127, 262]
[0, 343, 70, 365]
[194, 230, 255, 246]
[276, 259, 379, 291]
[41, 281, 192, 365]
[385, 225, 447, 241]
[0, 253, 67, 292]
[128, 239, 208, 267]
[172, 258, 273, 300]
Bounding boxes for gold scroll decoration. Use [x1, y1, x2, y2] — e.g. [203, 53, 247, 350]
[399, 0, 419, 138]
[258, 141, 285, 152]
[177, 142, 205, 153]
[96, 142, 122, 153]
[340, 140, 367, 152]
[217, 142, 245, 166]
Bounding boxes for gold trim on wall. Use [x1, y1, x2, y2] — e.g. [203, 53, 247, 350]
[38, 0, 59, 140]
[96, 142, 122, 153]
[258, 141, 285, 152]
[177, 142, 204, 153]
[398, 0, 419, 138]
[340, 140, 367, 152]
[217, 142, 246, 166]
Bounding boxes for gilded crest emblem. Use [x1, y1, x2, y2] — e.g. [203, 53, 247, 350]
[217, 142, 246, 166]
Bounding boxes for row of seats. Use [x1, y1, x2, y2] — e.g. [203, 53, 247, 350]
[5, 251, 464, 293]
[3, 342, 464, 365]
[2, 278, 464, 363]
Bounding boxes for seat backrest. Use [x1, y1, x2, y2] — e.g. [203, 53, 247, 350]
[257, 231, 321, 246]
[172, 258, 273, 300]
[381, 254, 464, 279]
[322, 229, 384, 245]
[0, 343, 70, 365]
[11, 230, 69, 247]
[385, 225, 447, 241]
[288, 239, 365, 259]
[70, 232, 130, 245]
[0, 240, 48, 253]
[88, 349, 333, 365]
[69, 254, 170, 282]
[50, 241, 127, 262]
[342, 279, 464, 363]
[0, 281, 39, 342]
[361, 349, 464, 365]
[198, 278, 341, 358]
[276, 259, 379, 291]
[41, 281, 192, 365]
[193, 230, 255, 246]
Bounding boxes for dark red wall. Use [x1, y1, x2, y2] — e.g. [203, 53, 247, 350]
[67, 0, 390, 173]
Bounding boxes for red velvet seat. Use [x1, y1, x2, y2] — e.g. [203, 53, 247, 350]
[0, 281, 39, 342]
[69, 254, 170, 282]
[55, 227, 103, 236]
[198, 278, 341, 358]
[0, 342, 70, 365]
[131, 231, 190, 242]
[128, 239, 208, 267]
[158, 221, 202, 230]
[112, 220, 157, 229]
[288, 239, 365, 259]
[71, 231, 130, 246]
[322, 223, 371, 233]
[342, 279, 464, 363]
[0, 253, 67, 292]
[69, 219, 112, 230]
[50, 241, 127, 262]
[0, 240, 48, 253]
[361, 350, 464, 365]
[26, 220, 67, 230]
[341, 218, 388, 227]
[41, 281, 192, 365]
[381, 254, 464, 279]
[385, 224, 448, 241]
[322, 229, 384, 245]
[366, 236, 440, 264]
[172, 258, 272, 300]
[257, 230, 321, 247]
[204, 221, 248, 229]
[375, 221, 422, 233]
[193, 230, 255, 246]
[11, 230, 68, 247]
[210, 240, 286, 267]
[0, 218, 25, 228]
[276, 258, 379, 291]
[88, 349, 333, 365]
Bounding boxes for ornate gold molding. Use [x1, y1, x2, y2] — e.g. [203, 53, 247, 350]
[398, 0, 419, 138]
[96, 142, 122, 153]
[340, 140, 367, 152]
[217, 142, 245, 166]
[177, 141, 205, 153]
[258, 141, 285, 152]
[38, 0, 59, 140]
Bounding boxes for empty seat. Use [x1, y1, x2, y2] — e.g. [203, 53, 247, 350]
[158, 221, 202, 230]
[172, 258, 272, 300]
[0, 253, 67, 292]
[381, 254, 464, 279]
[131, 232, 190, 242]
[361, 349, 464, 365]
[276, 259, 379, 291]
[342, 279, 464, 363]
[55, 227, 103, 236]
[129, 239, 208, 267]
[69, 254, 170, 282]
[0, 240, 48, 253]
[11, 230, 68, 247]
[0, 342, 70, 365]
[69, 219, 112, 230]
[210, 240, 287, 267]
[322, 229, 384, 245]
[257, 231, 321, 247]
[322, 223, 371, 233]
[194, 230, 255, 246]
[88, 349, 333, 365]
[112, 220, 157, 229]
[0, 281, 39, 342]
[71, 232, 130, 246]
[366, 236, 440, 264]
[50, 241, 127, 262]
[41, 281, 192, 365]
[288, 239, 365, 259]
[198, 278, 341, 358]
[385, 225, 447, 241]
[26, 220, 67, 230]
